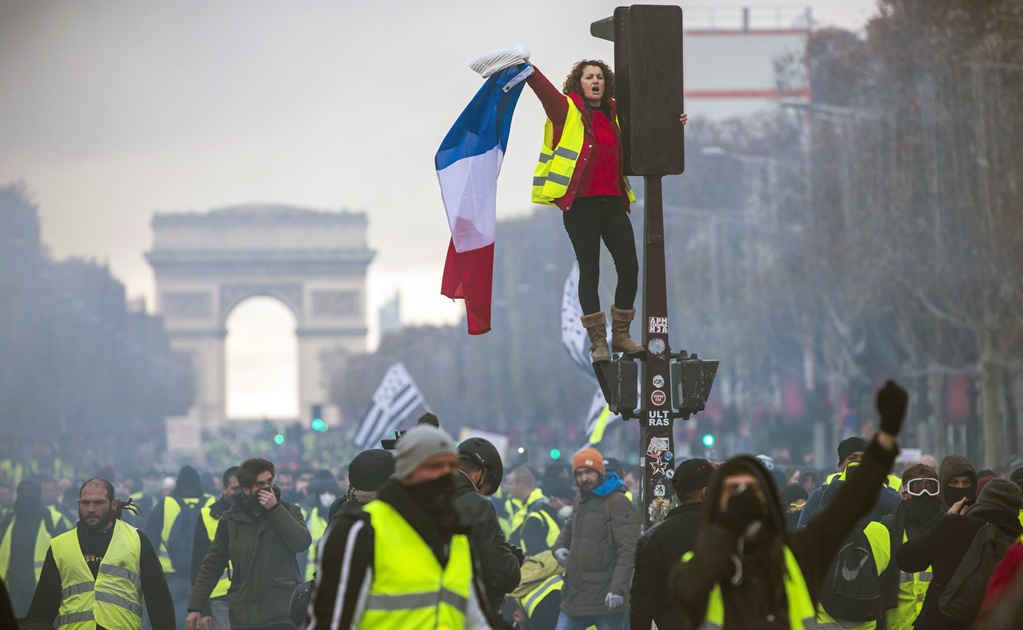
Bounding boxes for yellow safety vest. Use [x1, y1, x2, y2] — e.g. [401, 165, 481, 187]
[510, 489, 562, 554]
[522, 574, 562, 618]
[157, 495, 213, 574]
[51, 520, 143, 630]
[683, 545, 816, 630]
[884, 530, 931, 630]
[305, 505, 330, 581]
[0, 515, 52, 581]
[200, 505, 232, 599]
[826, 468, 902, 491]
[817, 521, 890, 629]
[500, 494, 523, 538]
[359, 500, 472, 629]
[531, 95, 636, 206]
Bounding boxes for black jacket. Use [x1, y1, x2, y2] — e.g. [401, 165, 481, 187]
[630, 502, 703, 630]
[453, 471, 521, 609]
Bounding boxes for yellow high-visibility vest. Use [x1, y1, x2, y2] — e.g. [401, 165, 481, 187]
[0, 516, 52, 581]
[157, 495, 213, 574]
[884, 529, 931, 630]
[200, 504, 232, 599]
[305, 506, 329, 581]
[510, 489, 561, 551]
[683, 545, 816, 630]
[51, 520, 143, 630]
[523, 574, 562, 618]
[531, 95, 635, 206]
[358, 500, 472, 629]
[826, 468, 902, 491]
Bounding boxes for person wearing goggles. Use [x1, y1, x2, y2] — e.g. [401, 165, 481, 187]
[904, 477, 939, 497]
[881, 463, 942, 629]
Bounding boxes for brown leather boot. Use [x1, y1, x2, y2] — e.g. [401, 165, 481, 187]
[610, 304, 645, 356]
[580, 311, 611, 363]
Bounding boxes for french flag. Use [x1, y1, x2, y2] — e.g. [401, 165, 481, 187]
[437, 63, 533, 335]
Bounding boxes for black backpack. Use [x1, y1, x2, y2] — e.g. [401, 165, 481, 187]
[938, 523, 1016, 622]
[166, 496, 205, 573]
[819, 527, 885, 624]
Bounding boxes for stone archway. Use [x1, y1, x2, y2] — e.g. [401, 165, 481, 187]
[146, 205, 375, 428]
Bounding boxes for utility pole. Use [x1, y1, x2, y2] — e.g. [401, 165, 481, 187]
[592, 6, 718, 529]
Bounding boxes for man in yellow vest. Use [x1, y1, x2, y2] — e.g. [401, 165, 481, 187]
[506, 465, 561, 557]
[190, 465, 239, 630]
[23, 477, 175, 629]
[880, 463, 939, 629]
[672, 380, 908, 629]
[306, 425, 499, 629]
[144, 465, 212, 629]
[303, 477, 338, 581]
[0, 480, 70, 616]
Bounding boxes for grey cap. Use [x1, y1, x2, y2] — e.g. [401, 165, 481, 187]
[393, 425, 457, 480]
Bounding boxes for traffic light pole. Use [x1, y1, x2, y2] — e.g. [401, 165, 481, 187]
[638, 176, 676, 529]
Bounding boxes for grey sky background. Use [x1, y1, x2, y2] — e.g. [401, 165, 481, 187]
[0, 1, 879, 417]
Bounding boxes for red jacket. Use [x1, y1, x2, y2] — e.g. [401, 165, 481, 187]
[526, 66, 631, 212]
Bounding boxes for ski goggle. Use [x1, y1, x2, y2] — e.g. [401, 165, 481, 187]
[905, 477, 939, 496]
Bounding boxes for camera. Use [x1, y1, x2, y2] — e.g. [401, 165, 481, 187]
[380, 429, 407, 450]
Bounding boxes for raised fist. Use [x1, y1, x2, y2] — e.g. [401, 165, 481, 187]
[876, 380, 908, 436]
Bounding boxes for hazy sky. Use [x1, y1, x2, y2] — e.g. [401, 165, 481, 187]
[0, 1, 879, 417]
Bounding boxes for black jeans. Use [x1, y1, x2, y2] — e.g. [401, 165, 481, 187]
[563, 195, 639, 314]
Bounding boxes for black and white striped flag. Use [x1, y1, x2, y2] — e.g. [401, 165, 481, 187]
[353, 362, 426, 449]
[561, 261, 604, 379]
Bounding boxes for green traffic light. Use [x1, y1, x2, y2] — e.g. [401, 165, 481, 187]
[702, 433, 715, 447]
[311, 418, 327, 432]
[550, 448, 561, 459]
[274, 433, 285, 445]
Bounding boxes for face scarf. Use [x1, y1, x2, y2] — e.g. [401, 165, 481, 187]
[945, 485, 976, 507]
[905, 495, 941, 521]
[408, 474, 457, 517]
[319, 493, 337, 508]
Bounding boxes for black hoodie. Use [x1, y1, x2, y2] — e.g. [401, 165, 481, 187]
[671, 439, 898, 629]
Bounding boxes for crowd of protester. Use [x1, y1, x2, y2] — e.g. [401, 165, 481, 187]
[3, 383, 1023, 629]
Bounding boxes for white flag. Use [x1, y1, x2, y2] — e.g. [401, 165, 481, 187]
[561, 261, 599, 378]
[353, 362, 426, 449]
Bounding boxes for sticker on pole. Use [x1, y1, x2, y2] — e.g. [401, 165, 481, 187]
[654, 484, 666, 497]
[648, 316, 668, 334]
[651, 389, 666, 406]
[647, 437, 669, 458]
[652, 374, 665, 388]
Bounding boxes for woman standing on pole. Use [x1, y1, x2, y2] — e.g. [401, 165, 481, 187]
[527, 59, 686, 363]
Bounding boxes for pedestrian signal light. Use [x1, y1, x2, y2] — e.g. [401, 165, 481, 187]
[702, 433, 715, 447]
[274, 433, 285, 445]
[550, 449, 561, 459]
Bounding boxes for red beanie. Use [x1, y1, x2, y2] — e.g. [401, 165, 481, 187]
[572, 448, 605, 475]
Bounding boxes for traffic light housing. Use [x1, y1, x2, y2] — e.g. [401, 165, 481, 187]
[310, 404, 327, 432]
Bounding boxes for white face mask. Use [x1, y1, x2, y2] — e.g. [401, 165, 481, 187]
[320, 493, 337, 508]
[558, 505, 573, 521]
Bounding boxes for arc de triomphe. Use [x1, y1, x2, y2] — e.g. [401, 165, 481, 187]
[146, 205, 374, 428]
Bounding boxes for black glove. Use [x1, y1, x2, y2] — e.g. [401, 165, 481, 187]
[876, 379, 908, 436]
[717, 487, 763, 538]
[508, 544, 525, 566]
